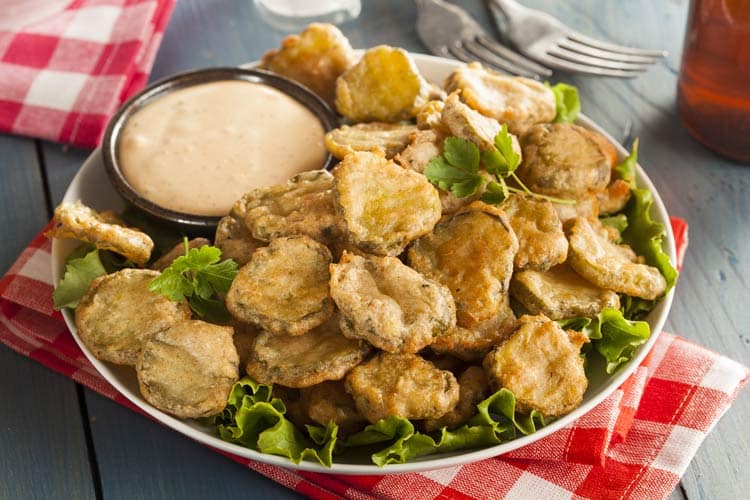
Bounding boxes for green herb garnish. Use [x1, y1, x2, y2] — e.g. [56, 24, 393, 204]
[148, 239, 238, 323]
[548, 82, 581, 123]
[615, 138, 639, 188]
[425, 126, 574, 205]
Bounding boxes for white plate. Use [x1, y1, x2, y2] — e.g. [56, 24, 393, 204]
[51, 53, 676, 475]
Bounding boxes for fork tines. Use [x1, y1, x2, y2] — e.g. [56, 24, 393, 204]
[449, 34, 552, 79]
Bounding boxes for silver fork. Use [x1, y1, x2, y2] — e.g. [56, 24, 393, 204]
[489, 0, 666, 77]
[416, 0, 552, 79]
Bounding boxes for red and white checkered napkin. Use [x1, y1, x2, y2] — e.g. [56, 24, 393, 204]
[0, 0, 175, 148]
[1, 218, 748, 500]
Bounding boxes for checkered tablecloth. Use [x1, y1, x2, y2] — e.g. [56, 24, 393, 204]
[1, 217, 748, 499]
[0, 0, 175, 148]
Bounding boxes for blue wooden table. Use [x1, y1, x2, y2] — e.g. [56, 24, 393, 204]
[1, 1, 747, 499]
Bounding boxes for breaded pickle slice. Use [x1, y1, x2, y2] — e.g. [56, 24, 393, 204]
[394, 129, 443, 173]
[75, 269, 191, 365]
[501, 194, 567, 271]
[416, 99, 447, 132]
[430, 293, 516, 361]
[136, 320, 238, 419]
[423, 366, 489, 431]
[335, 45, 431, 122]
[345, 352, 459, 424]
[325, 122, 417, 159]
[259, 23, 355, 107]
[565, 217, 667, 300]
[330, 252, 456, 353]
[215, 215, 265, 268]
[408, 202, 519, 327]
[444, 63, 555, 135]
[518, 123, 611, 200]
[510, 263, 620, 320]
[483, 315, 588, 417]
[245, 315, 371, 388]
[47, 201, 153, 265]
[441, 92, 501, 151]
[242, 170, 345, 246]
[226, 236, 334, 336]
[334, 151, 442, 255]
[300, 380, 367, 436]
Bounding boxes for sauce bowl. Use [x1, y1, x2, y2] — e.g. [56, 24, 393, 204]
[102, 67, 339, 237]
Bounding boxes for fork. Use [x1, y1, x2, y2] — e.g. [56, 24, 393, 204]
[488, 0, 666, 77]
[416, 0, 552, 79]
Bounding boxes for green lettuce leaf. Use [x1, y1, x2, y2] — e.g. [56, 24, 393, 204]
[615, 139, 639, 188]
[548, 83, 580, 123]
[53, 246, 108, 309]
[621, 188, 678, 292]
[210, 377, 337, 466]
[589, 308, 651, 374]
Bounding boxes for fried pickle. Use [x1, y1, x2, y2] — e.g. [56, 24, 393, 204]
[483, 315, 588, 417]
[300, 380, 367, 435]
[408, 202, 519, 327]
[345, 352, 460, 423]
[500, 194, 567, 271]
[242, 169, 345, 246]
[215, 214, 266, 267]
[565, 217, 667, 300]
[423, 366, 489, 431]
[325, 122, 417, 159]
[444, 63, 555, 135]
[441, 92, 502, 151]
[75, 269, 191, 365]
[330, 252, 456, 353]
[518, 123, 611, 200]
[226, 236, 334, 335]
[430, 293, 517, 361]
[245, 315, 371, 388]
[394, 129, 443, 173]
[335, 45, 431, 122]
[136, 320, 238, 419]
[259, 23, 355, 107]
[47, 201, 153, 265]
[416, 99, 447, 132]
[334, 151, 442, 255]
[510, 263, 620, 320]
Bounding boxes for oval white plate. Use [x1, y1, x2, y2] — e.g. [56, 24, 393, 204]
[51, 53, 676, 475]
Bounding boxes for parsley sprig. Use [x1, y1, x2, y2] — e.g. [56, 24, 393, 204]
[149, 239, 239, 323]
[424, 125, 575, 205]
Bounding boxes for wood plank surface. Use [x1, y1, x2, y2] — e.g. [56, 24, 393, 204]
[1, 0, 748, 499]
[0, 135, 96, 500]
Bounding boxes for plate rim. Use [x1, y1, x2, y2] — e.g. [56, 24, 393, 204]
[51, 53, 676, 475]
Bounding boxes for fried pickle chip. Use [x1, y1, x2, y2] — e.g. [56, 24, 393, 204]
[232, 320, 259, 368]
[300, 380, 367, 435]
[500, 194, 567, 271]
[441, 92, 502, 151]
[330, 252, 456, 353]
[151, 238, 211, 271]
[136, 320, 238, 419]
[226, 236, 334, 335]
[430, 293, 516, 361]
[75, 269, 191, 365]
[334, 151, 442, 255]
[597, 178, 632, 214]
[423, 366, 489, 431]
[565, 217, 667, 300]
[483, 315, 588, 417]
[242, 170, 345, 246]
[215, 214, 266, 267]
[394, 129, 443, 173]
[325, 122, 417, 160]
[335, 45, 431, 122]
[552, 194, 600, 223]
[416, 99, 447, 132]
[245, 315, 371, 388]
[408, 202, 519, 327]
[444, 63, 555, 135]
[345, 352, 460, 424]
[518, 123, 611, 200]
[259, 23, 355, 107]
[510, 263, 620, 320]
[47, 201, 153, 265]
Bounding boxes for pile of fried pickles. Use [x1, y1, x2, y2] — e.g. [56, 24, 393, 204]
[49, 23, 675, 466]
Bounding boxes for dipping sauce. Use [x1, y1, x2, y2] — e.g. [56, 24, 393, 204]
[119, 80, 328, 217]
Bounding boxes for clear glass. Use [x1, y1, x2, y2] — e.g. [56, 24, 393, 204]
[677, 0, 750, 163]
[254, 0, 361, 31]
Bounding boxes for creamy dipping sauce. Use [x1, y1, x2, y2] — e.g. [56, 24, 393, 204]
[119, 80, 328, 217]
